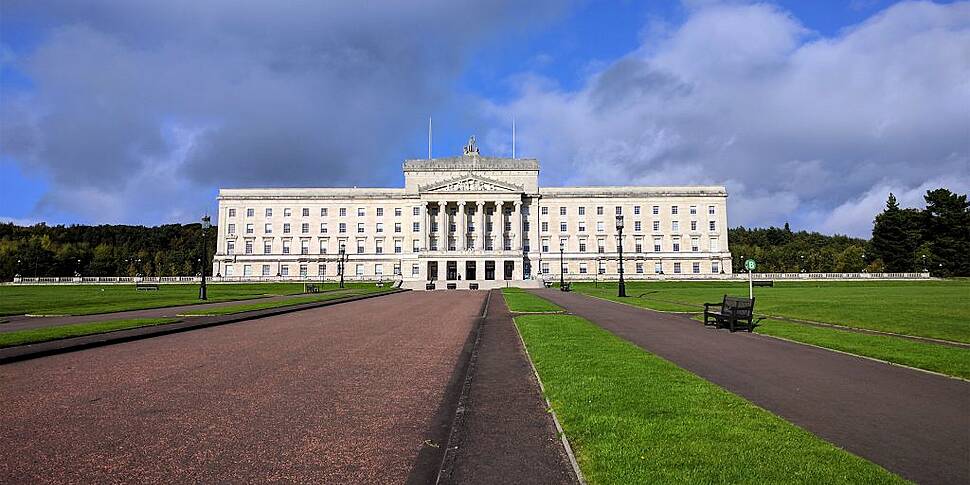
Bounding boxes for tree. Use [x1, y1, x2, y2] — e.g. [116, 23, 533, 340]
[869, 193, 922, 272]
[921, 189, 970, 276]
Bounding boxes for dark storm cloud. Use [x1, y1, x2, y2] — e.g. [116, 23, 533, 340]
[1, 0, 570, 222]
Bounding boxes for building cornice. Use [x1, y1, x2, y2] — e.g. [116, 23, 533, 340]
[538, 186, 727, 198]
[403, 155, 539, 172]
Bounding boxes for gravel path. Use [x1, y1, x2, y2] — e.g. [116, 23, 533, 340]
[0, 290, 485, 484]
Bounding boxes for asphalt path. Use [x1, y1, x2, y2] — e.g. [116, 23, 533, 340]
[0, 290, 485, 484]
[534, 289, 969, 485]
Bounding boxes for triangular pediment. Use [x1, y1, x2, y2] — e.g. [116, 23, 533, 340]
[420, 174, 523, 193]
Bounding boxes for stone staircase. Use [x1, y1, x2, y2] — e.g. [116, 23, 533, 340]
[401, 279, 545, 291]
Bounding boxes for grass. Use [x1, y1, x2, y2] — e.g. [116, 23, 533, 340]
[509, 290, 907, 483]
[0, 282, 374, 316]
[0, 318, 180, 348]
[502, 287, 564, 313]
[571, 280, 970, 344]
[179, 287, 391, 316]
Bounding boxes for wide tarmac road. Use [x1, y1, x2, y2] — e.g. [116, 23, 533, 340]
[0, 290, 486, 484]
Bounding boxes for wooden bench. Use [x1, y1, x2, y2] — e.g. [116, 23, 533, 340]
[426, 283, 436, 291]
[304, 283, 321, 293]
[703, 295, 762, 332]
[752, 280, 774, 287]
[135, 283, 159, 291]
[560, 282, 571, 292]
[542, 280, 553, 288]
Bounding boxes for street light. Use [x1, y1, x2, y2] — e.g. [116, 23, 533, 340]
[339, 243, 346, 288]
[200, 214, 211, 300]
[559, 241, 565, 291]
[615, 215, 626, 297]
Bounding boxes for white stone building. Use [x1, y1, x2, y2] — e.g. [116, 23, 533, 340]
[214, 139, 732, 288]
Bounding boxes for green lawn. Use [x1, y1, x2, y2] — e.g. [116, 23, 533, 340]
[571, 280, 970, 344]
[502, 287, 564, 313]
[179, 287, 392, 316]
[0, 282, 371, 316]
[510, 290, 907, 483]
[0, 318, 180, 348]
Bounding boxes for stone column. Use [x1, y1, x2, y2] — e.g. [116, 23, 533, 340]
[439, 201, 448, 251]
[423, 203, 430, 252]
[476, 201, 486, 251]
[457, 201, 467, 251]
[513, 201, 522, 252]
[495, 201, 504, 250]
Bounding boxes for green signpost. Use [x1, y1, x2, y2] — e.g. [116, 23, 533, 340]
[745, 259, 756, 298]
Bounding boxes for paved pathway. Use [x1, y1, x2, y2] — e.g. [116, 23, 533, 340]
[0, 291, 484, 484]
[442, 290, 577, 484]
[534, 289, 970, 485]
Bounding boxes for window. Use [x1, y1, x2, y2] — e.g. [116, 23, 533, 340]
[265, 223, 273, 234]
[357, 208, 365, 217]
[712, 261, 720, 274]
[541, 239, 549, 252]
[302, 208, 310, 217]
[635, 239, 642, 253]
[671, 206, 679, 215]
[282, 240, 291, 254]
[578, 221, 586, 232]
[671, 221, 679, 232]
[393, 263, 401, 275]
[394, 240, 402, 254]
[339, 223, 347, 233]
[655, 262, 662, 274]
[227, 241, 235, 255]
[559, 207, 566, 216]
[376, 223, 384, 233]
[615, 206, 622, 215]
[284, 208, 292, 217]
[433, 222, 440, 232]
[412, 263, 420, 276]
[560, 222, 567, 232]
[245, 241, 253, 254]
[413, 222, 421, 232]
[578, 206, 586, 216]
[598, 261, 606, 274]
[394, 222, 401, 233]
[579, 263, 588, 274]
[228, 208, 236, 217]
[634, 221, 641, 232]
[541, 262, 550, 274]
[689, 206, 697, 215]
[709, 221, 716, 231]
[263, 241, 272, 254]
[541, 206, 548, 215]
[652, 205, 659, 215]
[319, 240, 328, 253]
[394, 208, 402, 217]
[262, 264, 271, 276]
[672, 237, 681, 252]
[413, 206, 420, 216]
[596, 221, 605, 232]
[283, 223, 291, 234]
[691, 237, 699, 252]
[225, 265, 234, 276]
[690, 221, 697, 231]
[597, 239, 605, 253]
[357, 241, 364, 254]
[579, 241, 587, 252]
[246, 208, 254, 217]
[318, 263, 326, 276]
[693, 262, 701, 274]
[375, 240, 383, 254]
[357, 223, 365, 233]
[321, 208, 328, 216]
[413, 239, 421, 252]
[228, 223, 236, 234]
[355, 264, 364, 276]
[301, 240, 309, 255]
[709, 205, 716, 215]
[562, 263, 569, 274]
[596, 206, 604, 215]
[452, 223, 459, 233]
[560, 238, 568, 251]
[653, 221, 660, 232]
[281, 265, 289, 276]
[320, 223, 328, 233]
[301, 223, 309, 234]
[710, 238, 720, 252]
[654, 237, 662, 252]
[541, 221, 549, 232]
[376, 207, 383, 217]
[339, 207, 347, 217]
[674, 262, 682, 274]
[636, 262, 644, 274]
[265, 208, 272, 217]
[634, 205, 641, 215]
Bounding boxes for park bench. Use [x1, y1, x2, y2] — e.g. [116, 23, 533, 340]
[468, 282, 479, 290]
[703, 295, 763, 332]
[561, 282, 572, 292]
[543, 280, 553, 288]
[376, 281, 385, 288]
[135, 283, 159, 291]
[426, 283, 436, 290]
[304, 283, 321, 293]
[752, 280, 774, 287]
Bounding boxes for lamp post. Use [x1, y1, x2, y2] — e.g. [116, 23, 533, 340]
[616, 215, 626, 297]
[199, 215, 210, 300]
[339, 243, 346, 288]
[559, 241, 565, 291]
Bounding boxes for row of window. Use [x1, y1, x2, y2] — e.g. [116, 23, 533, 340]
[542, 236, 721, 253]
[227, 204, 720, 220]
[223, 262, 405, 278]
[227, 207, 418, 218]
[542, 205, 717, 217]
[540, 260, 722, 275]
[541, 219, 718, 233]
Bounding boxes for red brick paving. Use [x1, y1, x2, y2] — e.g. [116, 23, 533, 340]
[0, 290, 485, 484]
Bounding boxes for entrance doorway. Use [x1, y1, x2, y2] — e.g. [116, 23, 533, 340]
[465, 261, 477, 280]
[484, 261, 495, 280]
[504, 261, 514, 280]
[427, 261, 438, 281]
[446, 261, 458, 280]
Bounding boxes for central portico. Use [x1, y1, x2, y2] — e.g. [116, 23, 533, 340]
[406, 137, 540, 286]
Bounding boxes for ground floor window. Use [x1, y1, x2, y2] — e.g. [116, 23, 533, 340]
[598, 261, 606, 274]
[300, 264, 308, 277]
[281, 265, 289, 276]
[673, 262, 681, 274]
[262, 264, 271, 276]
[654, 262, 662, 274]
[541, 262, 550, 274]
[692, 262, 700, 274]
[579, 263, 588, 274]
[355, 264, 364, 276]
[712, 261, 720, 273]
[226, 265, 234, 276]
[375, 264, 383, 276]
[412, 263, 420, 276]
[635, 262, 643, 274]
[243, 264, 252, 276]
[393, 263, 401, 275]
[318, 264, 326, 276]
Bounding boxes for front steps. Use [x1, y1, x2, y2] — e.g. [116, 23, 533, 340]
[401, 279, 544, 291]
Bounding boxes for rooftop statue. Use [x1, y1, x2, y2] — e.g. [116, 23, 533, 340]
[463, 135, 480, 156]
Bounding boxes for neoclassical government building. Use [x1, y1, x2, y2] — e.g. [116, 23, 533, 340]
[214, 139, 731, 288]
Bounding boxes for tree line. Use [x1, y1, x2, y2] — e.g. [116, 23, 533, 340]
[0, 188, 966, 280]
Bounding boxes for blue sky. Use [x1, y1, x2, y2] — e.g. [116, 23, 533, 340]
[1, 0, 967, 236]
